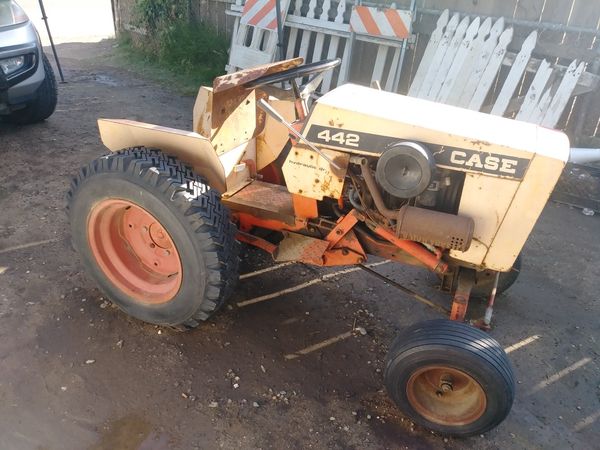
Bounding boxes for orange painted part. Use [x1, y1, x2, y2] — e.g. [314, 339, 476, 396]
[326, 210, 360, 248]
[236, 212, 306, 233]
[374, 225, 448, 274]
[292, 194, 318, 219]
[322, 230, 367, 266]
[294, 100, 307, 120]
[237, 231, 277, 254]
[258, 162, 284, 185]
[450, 298, 469, 322]
[87, 199, 182, 304]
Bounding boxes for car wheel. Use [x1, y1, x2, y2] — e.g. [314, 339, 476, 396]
[8, 54, 57, 124]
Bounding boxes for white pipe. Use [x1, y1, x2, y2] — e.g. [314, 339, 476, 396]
[569, 148, 600, 164]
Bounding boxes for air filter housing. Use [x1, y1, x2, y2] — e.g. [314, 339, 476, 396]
[376, 142, 435, 199]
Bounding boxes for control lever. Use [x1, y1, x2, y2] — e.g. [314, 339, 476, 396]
[257, 99, 342, 171]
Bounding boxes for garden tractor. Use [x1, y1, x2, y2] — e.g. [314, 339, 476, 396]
[67, 57, 569, 436]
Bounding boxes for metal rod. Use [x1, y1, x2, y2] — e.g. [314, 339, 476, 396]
[359, 264, 449, 314]
[257, 99, 343, 170]
[391, 0, 416, 92]
[483, 271, 500, 326]
[38, 0, 65, 83]
[275, 0, 285, 61]
[417, 7, 600, 36]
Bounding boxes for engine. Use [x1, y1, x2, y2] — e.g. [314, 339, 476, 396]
[283, 83, 569, 271]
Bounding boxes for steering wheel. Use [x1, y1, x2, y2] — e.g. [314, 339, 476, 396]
[244, 58, 341, 97]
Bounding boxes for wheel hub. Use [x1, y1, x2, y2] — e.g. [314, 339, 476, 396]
[87, 199, 183, 304]
[406, 366, 486, 426]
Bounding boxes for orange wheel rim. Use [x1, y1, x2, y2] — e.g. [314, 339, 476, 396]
[87, 199, 182, 304]
[406, 365, 486, 426]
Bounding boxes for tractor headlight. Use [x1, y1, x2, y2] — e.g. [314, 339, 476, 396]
[0, 1, 29, 28]
[0, 55, 25, 75]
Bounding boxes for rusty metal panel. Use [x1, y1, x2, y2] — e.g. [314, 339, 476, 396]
[222, 180, 296, 224]
[211, 89, 261, 155]
[274, 231, 329, 265]
[282, 146, 349, 200]
[212, 57, 303, 93]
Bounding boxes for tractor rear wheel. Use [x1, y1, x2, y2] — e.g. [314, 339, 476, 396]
[67, 147, 239, 329]
[384, 319, 515, 436]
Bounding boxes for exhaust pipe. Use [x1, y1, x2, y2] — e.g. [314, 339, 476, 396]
[569, 148, 600, 164]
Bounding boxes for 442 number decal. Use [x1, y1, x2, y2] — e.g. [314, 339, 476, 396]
[315, 128, 360, 148]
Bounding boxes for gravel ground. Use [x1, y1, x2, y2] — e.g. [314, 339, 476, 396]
[0, 40, 598, 450]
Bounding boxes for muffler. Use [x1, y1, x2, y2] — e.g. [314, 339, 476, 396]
[397, 205, 474, 252]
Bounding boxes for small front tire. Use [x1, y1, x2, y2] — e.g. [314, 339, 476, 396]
[384, 319, 515, 436]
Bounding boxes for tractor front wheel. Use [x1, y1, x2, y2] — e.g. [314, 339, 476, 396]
[67, 147, 239, 329]
[384, 319, 515, 436]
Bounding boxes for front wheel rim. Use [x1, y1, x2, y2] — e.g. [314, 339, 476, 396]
[87, 199, 183, 304]
[406, 365, 487, 426]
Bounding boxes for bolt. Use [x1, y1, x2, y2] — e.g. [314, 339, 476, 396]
[336, 229, 343, 235]
[441, 382, 453, 393]
[150, 243, 156, 248]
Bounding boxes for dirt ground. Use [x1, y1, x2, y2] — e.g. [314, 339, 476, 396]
[0, 41, 599, 450]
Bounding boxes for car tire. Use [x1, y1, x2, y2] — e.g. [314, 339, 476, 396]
[8, 53, 57, 124]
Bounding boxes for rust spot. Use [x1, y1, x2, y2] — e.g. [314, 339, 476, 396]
[213, 57, 303, 93]
[328, 120, 335, 126]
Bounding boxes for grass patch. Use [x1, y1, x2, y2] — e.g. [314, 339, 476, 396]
[113, 21, 229, 96]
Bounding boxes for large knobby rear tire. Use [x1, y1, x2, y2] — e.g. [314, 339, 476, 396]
[67, 147, 240, 330]
[384, 319, 515, 437]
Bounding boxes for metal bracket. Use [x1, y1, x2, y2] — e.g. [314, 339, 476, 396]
[449, 268, 475, 322]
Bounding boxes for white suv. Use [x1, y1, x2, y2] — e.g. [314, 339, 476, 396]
[0, 0, 57, 124]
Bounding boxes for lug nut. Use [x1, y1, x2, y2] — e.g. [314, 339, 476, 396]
[441, 382, 453, 392]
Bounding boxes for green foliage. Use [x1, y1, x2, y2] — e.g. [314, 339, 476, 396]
[157, 21, 228, 82]
[135, 0, 188, 32]
[123, 0, 229, 91]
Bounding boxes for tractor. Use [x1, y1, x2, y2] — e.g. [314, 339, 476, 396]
[67, 57, 569, 436]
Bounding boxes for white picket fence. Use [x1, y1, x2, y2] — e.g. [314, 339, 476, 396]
[406, 10, 596, 128]
[226, 0, 414, 92]
[226, 3, 599, 130]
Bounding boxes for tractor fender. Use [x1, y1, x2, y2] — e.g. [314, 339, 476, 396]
[98, 118, 227, 193]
